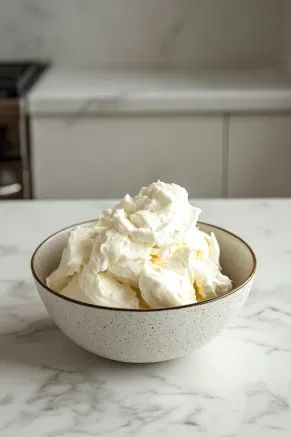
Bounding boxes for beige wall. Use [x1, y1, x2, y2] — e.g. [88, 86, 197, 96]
[0, 0, 285, 69]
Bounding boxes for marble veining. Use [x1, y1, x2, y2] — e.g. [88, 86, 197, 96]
[0, 199, 291, 436]
[0, 0, 282, 68]
[27, 68, 291, 114]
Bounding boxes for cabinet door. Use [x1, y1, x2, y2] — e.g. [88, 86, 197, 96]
[228, 115, 291, 197]
[31, 116, 223, 199]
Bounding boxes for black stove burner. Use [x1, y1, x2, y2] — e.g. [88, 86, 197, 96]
[0, 62, 48, 98]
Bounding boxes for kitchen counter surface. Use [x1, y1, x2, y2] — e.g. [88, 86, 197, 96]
[28, 67, 291, 114]
[0, 199, 290, 437]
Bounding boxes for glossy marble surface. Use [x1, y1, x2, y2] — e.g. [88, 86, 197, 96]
[28, 68, 291, 114]
[0, 199, 291, 436]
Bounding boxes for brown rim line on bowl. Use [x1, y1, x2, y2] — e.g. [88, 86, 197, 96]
[31, 220, 257, 312]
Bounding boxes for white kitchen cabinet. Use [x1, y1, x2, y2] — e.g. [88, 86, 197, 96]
[228, 115, 291, 197]
[31, 116, 224, 199]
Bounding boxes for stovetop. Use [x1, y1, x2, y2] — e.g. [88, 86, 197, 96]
[0, 62, 48, 99]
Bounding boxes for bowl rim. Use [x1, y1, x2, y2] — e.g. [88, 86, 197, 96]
[31, 220, 257, 312]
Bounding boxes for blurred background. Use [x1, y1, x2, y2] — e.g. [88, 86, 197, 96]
[1, 0, 291, 200]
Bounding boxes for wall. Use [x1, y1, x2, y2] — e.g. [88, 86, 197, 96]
[282, 0, 291, 73]
[0, 0, 284, 69]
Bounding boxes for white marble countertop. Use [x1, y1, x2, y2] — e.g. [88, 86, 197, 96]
[0, 199, 291, 437]
[27, 67, 291, 114]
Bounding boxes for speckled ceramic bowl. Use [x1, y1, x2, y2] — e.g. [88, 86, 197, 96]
[31, 221, 256, 363]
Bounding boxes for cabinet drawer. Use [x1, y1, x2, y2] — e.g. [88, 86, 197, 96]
[228, 115, 291, 197]
[31, 116, 224, 198]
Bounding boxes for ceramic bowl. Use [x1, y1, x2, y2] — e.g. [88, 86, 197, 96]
[31, 221, 256, 363]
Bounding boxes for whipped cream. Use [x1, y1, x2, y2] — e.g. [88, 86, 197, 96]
[47, 181, 232, 309]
